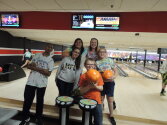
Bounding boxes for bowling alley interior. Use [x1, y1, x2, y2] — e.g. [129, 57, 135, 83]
[0, 0, 167, 125]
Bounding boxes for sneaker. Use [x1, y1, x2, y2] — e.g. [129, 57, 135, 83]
[113, 101, 116, 110]
[110, 117, 116, 125]
[19, 117, 30, 125]
[36, 118, 43, 125]
[160, 92, 166, 96]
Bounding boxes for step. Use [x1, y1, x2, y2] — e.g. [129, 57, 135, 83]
[0, 97, 167, 125]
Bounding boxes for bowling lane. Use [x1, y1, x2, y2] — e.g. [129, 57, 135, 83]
[118, 63, 145, 78]
[135, 64, 160, 79]
[145, 63, 159, 72]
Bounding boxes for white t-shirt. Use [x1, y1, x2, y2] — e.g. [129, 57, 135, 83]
[63, 47, 87, 69]
[24, 51, 32, 58]
[56, 56, 78, 83]
[26, 53, 54, 88]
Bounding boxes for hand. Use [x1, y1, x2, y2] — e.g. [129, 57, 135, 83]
[89, 82, 98, 89]
[27, 62, 36, 69]
[105, 76, 115, 82]
[90, 82, 98, 85]
[30, 62, 36, 67]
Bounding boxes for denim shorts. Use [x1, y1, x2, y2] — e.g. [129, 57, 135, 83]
[101, 81, 115, 97]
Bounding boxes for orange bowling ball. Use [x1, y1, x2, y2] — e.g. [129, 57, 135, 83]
[102, 70, 113, 80]
[86, 69, 100, 83]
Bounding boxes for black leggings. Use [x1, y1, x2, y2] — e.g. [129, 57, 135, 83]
[22, 85, 46, 120]
[56, 78, 74, 96]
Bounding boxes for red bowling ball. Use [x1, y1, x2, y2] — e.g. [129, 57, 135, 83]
[0, 67, 3, 72]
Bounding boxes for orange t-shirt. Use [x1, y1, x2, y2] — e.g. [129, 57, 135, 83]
[79, 73, 104, 104]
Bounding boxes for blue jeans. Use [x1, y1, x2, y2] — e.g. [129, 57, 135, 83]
[92, 104, 103, 125]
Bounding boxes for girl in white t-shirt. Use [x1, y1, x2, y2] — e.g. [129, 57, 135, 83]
[56, 48, 82, 96]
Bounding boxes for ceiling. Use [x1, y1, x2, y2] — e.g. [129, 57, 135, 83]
[1, 0, 167, 51]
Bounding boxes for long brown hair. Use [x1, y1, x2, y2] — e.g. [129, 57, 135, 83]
[70, 47, 82, 70]
[89, 38, 99, 51]
[71, 38, 84, 55]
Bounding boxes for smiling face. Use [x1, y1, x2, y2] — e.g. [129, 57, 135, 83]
[84, 59, 96, 70]
[71, 48, 80, 59]
[90, 39, 98, 49]
[75, 39, 83, 49]
[98, 48, 107, 59]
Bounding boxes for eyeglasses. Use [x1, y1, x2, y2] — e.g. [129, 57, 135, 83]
[99, 51, 106, 53]
[73, 51, 80, 54]
[85, 64, 95, 66]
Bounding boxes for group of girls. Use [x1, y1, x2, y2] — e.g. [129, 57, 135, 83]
[55, 38, 117, 125]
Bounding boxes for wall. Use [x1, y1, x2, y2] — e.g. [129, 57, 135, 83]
[0, 11, 167, 33]
[0, 30, 63, 65]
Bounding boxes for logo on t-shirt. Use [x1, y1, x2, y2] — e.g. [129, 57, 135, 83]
[63, 63, 76, 71]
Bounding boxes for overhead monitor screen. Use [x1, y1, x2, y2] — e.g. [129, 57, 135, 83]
[1, 14, 20, 27]
[72, 14, 95, 29]
[95, 16, 120, 30]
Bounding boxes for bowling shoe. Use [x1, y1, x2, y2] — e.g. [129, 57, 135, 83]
[19, 117, 30, 125]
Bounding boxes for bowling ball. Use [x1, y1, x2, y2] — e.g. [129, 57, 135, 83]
[0, 67, 3, 72]
[86, 69, 100, 83]
[102, 70, 113, 80]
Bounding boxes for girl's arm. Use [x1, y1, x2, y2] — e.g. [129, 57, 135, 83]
[112, 67, 118, 79]
[22, 53, 25, 61]
[90, 76, 104, 91]
[80, 85, 92, 95]
[73, 68, 82, 90]
[110, 58, 118, 80]
[92, 83, 103, 91]
[80, 82, 103, 95]
[56, 58, 66, 79]
[79, 76, 92, 95]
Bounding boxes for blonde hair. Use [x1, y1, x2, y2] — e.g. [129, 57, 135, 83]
[84, 58, 96, 65]
[97, 48, 107, 54]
